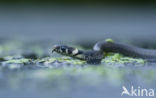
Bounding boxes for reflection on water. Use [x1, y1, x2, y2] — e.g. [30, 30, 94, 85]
[0, 66, 156, 98]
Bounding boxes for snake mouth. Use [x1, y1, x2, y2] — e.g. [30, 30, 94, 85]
[52, 44, 60, 53]
[52, 44, 69, 55]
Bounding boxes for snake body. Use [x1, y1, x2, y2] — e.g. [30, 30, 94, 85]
[52, 39, 156, 64]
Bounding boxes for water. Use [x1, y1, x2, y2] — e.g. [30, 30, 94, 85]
[0, 4, 156, 98]
[0, 4, 156, 44]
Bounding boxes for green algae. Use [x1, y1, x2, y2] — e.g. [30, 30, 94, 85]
[3, 58, 31, 65]
[0, 52, 145, 68]
[36, 53, 145, 66]
[36, 56, 86, 65]
[102, 53, 145, 66]
[105, 38, 114, 43]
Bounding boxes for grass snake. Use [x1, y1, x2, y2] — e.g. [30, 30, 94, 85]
[52, 39, 156, 64]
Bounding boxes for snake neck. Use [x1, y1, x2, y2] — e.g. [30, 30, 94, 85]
[71, 49, 104, 64]
[83, 50, 104, 64]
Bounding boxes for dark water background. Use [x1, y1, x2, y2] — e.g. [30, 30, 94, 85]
[0, 3, 156, 45]
[0, 1, 156, 98]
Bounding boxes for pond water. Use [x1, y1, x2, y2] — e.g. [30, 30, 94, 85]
[0, 4, 156, 98]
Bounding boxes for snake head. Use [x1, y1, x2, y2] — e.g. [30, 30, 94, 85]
[52, 45, 60, 53]
[52, 44, 78, 56]
[52, 45, 65, 54]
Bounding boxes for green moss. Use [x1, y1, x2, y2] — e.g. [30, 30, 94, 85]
[36, 57, 85, 65]
[35, 53, 146, 66]
[105, 38, 114, 43]
[4, 58, 31, 64]
[102, 53, 145, 66]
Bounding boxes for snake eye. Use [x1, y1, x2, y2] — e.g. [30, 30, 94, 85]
[52, 45, 69, 54]
[60, 46, 66, 53]
[52, 45, 76, 56]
